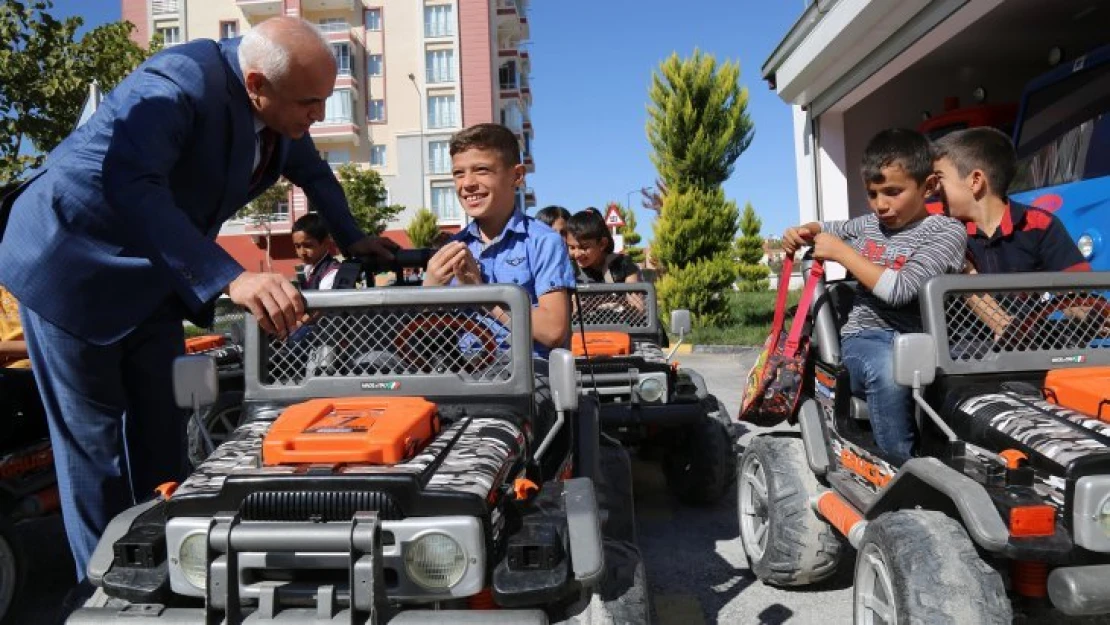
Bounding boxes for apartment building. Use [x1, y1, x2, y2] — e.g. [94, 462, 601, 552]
[121, 0, 537, 275]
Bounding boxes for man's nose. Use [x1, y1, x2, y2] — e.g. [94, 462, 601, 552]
[309, 101, 325, 122]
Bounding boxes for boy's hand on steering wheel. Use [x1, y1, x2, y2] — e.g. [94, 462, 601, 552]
[782, 225, 814, 254]
[452, 248, 482, 285]
[424, 242, 470, 286]
[225, 271, 306, 339]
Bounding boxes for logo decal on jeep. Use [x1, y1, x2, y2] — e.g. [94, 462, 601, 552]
[1050, 354, 1086, 364]
[361, 381, 401, 390]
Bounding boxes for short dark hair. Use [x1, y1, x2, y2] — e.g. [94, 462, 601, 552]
[449, 123, 521, 167]
[535, 205, 571, 226]
[292, 213, 332, 242]
[933, 127, 1017, 196]
[582, 206, 602, 216]
[860, 128, 935, 185]
[567, 210, 613, 253]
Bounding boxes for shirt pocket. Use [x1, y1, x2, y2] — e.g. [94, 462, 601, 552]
[497, 264, 536, 293]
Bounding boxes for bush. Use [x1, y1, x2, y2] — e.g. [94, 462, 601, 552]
[656, 254, 736, 326]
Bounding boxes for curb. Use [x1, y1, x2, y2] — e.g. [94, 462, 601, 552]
[673, 344, 759, 355]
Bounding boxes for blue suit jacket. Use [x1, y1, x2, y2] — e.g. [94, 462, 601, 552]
[0, 38, 363, 344]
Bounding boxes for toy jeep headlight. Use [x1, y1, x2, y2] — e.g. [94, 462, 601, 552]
[1072, 476, 1110, 551]
[178, 531, 208, 590]
[404, 532, 467, 589]
[637, 375, 666, 403]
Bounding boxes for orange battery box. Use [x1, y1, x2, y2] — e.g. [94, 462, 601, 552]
[185, 335, 225, 354]
[571, 332, 632, 358]
[1044, 367, 1110, 421]
[263, 397, 439, 466]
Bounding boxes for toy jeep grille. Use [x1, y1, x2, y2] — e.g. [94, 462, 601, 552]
[243, 286, 535, 401]
[573, 283, 659, 335]
[921, 272, 1110, 374]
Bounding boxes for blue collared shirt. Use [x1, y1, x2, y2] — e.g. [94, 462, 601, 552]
[452, 209, 575, 357]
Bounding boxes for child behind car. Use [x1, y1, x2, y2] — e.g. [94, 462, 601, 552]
[566, 210, 642, 284]
[423, 123, 575, 357]
[292, 213, 341, 290]
[535, 205, 571, 241]
[782, 128, 967, 464]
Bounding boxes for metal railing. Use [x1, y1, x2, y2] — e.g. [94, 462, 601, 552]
[151, 0, 178, 15]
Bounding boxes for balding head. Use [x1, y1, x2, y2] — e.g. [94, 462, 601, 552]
[238, 17, 338, 138]
[239, 17, 334, 85]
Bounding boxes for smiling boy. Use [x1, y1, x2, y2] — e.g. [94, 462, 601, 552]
[423, 124, 574, 356]
[782, 128, 966, 463]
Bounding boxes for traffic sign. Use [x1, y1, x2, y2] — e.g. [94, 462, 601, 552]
[604, 205, 626, 227]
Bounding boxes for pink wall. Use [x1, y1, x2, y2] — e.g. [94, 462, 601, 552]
[458, 0, 494, 126]
[120, 0, 149, 46]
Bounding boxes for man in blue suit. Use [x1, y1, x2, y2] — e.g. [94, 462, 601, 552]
[0, 17, 393, 589]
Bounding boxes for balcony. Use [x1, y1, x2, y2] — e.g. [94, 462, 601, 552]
[523, 154, 534, 173]
[235, 0, 282, 18]
[523, 187, 536, 209]
[302, 0, 359, 11]
[151, 0, 178, 15]
[311, 122, 360, 145]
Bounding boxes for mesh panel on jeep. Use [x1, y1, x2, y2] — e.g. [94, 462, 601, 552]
[576, 291, 649, 328]
[943, 288, 1110, 362]
[261, 305, 513, 386]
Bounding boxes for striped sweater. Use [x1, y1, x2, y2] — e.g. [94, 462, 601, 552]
[821, 213, 966, 337]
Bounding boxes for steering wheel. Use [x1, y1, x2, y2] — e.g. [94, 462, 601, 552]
[999, 295, 1110, 351]
[393, 313, 503, 373]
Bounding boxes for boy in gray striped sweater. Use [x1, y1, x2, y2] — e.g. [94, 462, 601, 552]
[783, 129, 966, 464]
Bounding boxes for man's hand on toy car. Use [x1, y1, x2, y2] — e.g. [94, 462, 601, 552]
[347, 235, 399, 264]
[226, 272, 306, 339]
[424, 242, 481, 286]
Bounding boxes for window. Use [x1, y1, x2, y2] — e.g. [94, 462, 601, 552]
[424, 5, 454, 38]
[320, 149, 350, 167]
[431, 184, 462, 220]
[332, 43, 351, 76]
[426, 49, 455, 84]
[317, 18, 348, 33]
[365, 8, 382, 31]
[427, 95, 457, 129]
[498, 62, 517, 90]
[500, 103, 523, 131]
[219, 21, 238, 40]
[157, 26, 180, 46]
[367, 54, 383, 77]
[428, 141, 451, 174]
[368, 99, 385, 122]
[370, 145, 387, 167]
[324, 90, 353, 123]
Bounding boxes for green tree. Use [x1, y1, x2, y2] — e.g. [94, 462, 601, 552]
[733, 202, 769, 292]
[656, 256, 737, 327]
[651, 186, 738, 273]
[0, 1, 158, 183]
[405, 208, 439, 248]
[236, 178, 291, 271]
[646, 49, 754, 191]
[335, 163, 404, 235]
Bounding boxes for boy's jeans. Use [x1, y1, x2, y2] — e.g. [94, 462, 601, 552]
[842, 329, 915, 464]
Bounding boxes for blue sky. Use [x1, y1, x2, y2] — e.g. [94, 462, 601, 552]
[48, 0, 803, 242]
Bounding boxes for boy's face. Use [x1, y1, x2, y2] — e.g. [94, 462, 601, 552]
[567, 234, 606, 270]
[451, 148, 526, 224]
[933, 156, 980, 219]
[865, 164, 934, 230]
[292, 231, 329, 265]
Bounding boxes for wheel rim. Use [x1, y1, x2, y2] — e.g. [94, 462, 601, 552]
[738, 454, 770, 561]
[0, 533, 17, 618]
[855, 542, 897, 625]
[206, 406, 243, 447]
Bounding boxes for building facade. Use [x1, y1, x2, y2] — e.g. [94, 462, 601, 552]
[121, 0, 537, 276]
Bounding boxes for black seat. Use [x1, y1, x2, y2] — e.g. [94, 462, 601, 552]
[812, 277, 869, 421]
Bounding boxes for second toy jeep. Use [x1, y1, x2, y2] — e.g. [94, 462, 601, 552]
[572, 282, 735, 504]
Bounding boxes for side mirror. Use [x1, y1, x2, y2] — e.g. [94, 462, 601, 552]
[549, 348, 579, 413]
[671, 309, 692, 336]
[173, 355, 218, 410]
[892, 333, 936, 387]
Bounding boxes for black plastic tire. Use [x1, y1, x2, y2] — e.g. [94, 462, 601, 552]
[738, 436, 840, 586]
[187, 391, 244, 467]
[853, 509, 1010, 624]
[0, 518, 25, 625]
[553, 539, 650, 625]
[662, 394, 737, 505]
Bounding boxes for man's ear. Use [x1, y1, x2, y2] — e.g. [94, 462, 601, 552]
[244, 69, 265, 96]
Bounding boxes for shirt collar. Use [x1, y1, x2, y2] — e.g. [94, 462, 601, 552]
[460, 208, 527, 243]
[968, 200, 1017, 239]
[253, 116, 266, 134]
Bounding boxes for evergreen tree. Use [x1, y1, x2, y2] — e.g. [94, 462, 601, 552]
[651, 186, 738, 273]
[405, 208, 439, 248]
[733, 202, 769, 291]
[608, 201, 644, 264]
[646, 49, 754, 192]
